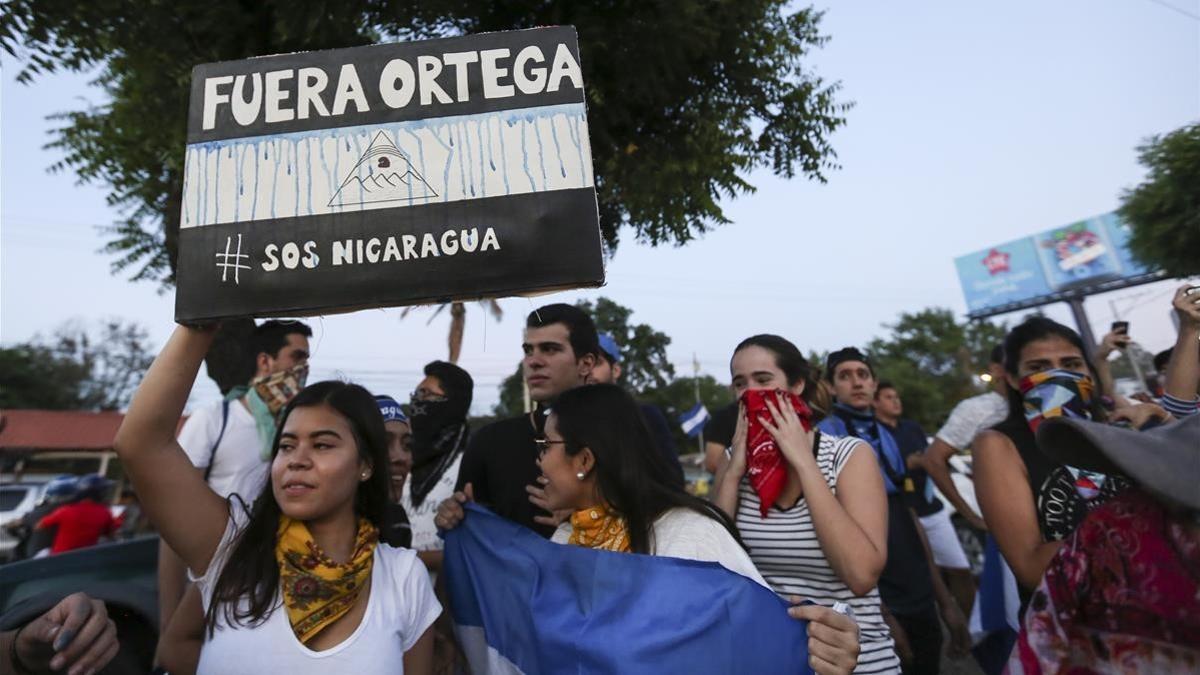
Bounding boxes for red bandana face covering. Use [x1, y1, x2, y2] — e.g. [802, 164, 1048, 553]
[742, 389, 813, 517]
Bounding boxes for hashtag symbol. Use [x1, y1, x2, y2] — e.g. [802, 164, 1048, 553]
[215, 234, 251, 284]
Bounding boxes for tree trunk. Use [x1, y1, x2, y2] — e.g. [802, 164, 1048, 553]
[448, 302, 466, 363]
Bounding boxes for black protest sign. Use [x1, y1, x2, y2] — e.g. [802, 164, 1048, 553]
[175, 26, 603, 321]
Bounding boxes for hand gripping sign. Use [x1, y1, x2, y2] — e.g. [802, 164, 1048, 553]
[176, 26, 604, 321]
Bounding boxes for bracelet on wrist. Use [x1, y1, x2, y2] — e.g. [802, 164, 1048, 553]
[8, 623, 37, 675]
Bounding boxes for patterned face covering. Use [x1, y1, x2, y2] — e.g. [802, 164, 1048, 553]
[1019, 368, 1094, 433]
[1020, 368, 1109, 499]
[568, 503, 631, 553]
[276, 516, 378, 644]
[252, 363, 310, 415]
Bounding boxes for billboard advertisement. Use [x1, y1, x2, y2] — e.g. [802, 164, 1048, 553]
[955, 213, 1160, 317]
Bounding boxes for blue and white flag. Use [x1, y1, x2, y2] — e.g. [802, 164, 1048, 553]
[679, 403, 711, 438]
[968, 535, 1020, 675]
[443, 503, 813, 674]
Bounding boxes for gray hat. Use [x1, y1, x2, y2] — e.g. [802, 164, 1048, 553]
[1036, 414, 1200, 511]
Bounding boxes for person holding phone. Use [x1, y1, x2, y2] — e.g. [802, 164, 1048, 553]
[710, 335, 899, 674]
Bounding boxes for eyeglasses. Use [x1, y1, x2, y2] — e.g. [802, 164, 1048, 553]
[534, 438, 566, 455]
[410, 387, 448, 403]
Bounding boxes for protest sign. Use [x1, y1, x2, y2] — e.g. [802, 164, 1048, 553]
[175, 26, 603, 321]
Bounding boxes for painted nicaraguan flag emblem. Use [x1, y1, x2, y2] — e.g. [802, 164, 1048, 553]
[329, 132, 438, 207]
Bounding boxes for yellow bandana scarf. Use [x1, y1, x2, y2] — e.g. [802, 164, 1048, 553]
[567, 503, 631, 553]
[275, 516, 378, 644]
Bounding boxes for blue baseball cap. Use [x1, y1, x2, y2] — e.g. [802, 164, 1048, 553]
[597, 333, 621, 363]
[375, 395, 409, 424]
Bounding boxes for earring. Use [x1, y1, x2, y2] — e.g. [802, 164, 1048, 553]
[576, 471, 586, 480]
[360, 472, 370, 480]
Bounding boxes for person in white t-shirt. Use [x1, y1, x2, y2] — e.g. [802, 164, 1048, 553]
[923, 344, 1009, 534]
[436, 383, 862, 675]
[158, 320, 313, 645]
[116, 325, 439, 674]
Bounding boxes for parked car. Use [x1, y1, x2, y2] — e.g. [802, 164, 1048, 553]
[0, 535, 159, 673]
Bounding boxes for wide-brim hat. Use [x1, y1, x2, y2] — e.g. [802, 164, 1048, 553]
[1036, 414, 1200, 511]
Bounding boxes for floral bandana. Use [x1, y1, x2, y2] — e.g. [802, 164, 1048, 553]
[567, 503, 631, 553]
[1020, 369, 1110, 499]
[276, 515, 377, 644]
[742, 389, 813, 517]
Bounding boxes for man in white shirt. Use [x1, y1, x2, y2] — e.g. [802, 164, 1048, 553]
[156, 320, 312, 641]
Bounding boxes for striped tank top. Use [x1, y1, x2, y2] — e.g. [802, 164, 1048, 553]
[735, 433, 901, 674]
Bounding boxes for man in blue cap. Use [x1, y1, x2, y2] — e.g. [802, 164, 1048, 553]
[592, 333, 685, 487]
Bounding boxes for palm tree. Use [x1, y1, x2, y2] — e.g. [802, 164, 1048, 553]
[403, 300, 504, 363]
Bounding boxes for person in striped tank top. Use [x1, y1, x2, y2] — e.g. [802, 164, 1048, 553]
[713, 335, 901, 674]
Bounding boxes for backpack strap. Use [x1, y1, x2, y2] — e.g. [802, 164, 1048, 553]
[203, 399, 232, 483]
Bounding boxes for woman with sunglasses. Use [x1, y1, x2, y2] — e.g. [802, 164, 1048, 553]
[114, 325, 439, 673]
[437, 383, 862, 675]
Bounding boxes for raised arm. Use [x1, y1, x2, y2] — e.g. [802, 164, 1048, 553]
[112, 325, 231, 577]
[1165, 285, 1200, 412]
[972, 430, 1062, 589]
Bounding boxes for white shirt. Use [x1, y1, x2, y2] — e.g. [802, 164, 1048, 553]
[400, 453, 463, 552]
[179, 399, 269, 502]
[552, 507, 769, 588]
[934, 391, 1009, 451]
[193, 509, 441, 674]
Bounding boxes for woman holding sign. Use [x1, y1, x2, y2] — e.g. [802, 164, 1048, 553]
[711, 335, 899, 674]
[114, 325, 438, 674]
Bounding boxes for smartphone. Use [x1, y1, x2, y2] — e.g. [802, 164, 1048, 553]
[1111, 321, 1129, 335]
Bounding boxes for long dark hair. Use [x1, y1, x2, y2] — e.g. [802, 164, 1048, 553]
[732, 334, 826, 420]
[204, 381, 391, 636]
[1001, 317, 1107, 422]
[552, 384, 742, 554]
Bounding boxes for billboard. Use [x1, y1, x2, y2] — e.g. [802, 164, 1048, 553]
[175, 26, 604, 321]
[955, 213, 1162, 318]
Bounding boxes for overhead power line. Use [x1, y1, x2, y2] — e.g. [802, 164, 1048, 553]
[1142, 0, 1200, 21]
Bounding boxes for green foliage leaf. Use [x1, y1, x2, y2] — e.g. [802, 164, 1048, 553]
[1119, 122, 1200, 278]
[865, 308, 1007, 431]
[3, 0, 848, 283]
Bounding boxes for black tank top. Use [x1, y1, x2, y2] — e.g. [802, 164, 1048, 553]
[992, 414, 1128, 542]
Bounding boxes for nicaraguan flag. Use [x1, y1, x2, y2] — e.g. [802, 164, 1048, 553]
[679, 403, 711, 438]
[968, 535, 1020, 674]
[443, 503, 813, 674]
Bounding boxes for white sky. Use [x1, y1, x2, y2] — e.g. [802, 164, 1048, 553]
[2, 1, 1198, 415]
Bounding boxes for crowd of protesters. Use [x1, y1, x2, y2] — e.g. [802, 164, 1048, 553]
[5, 283, 1197, 675]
